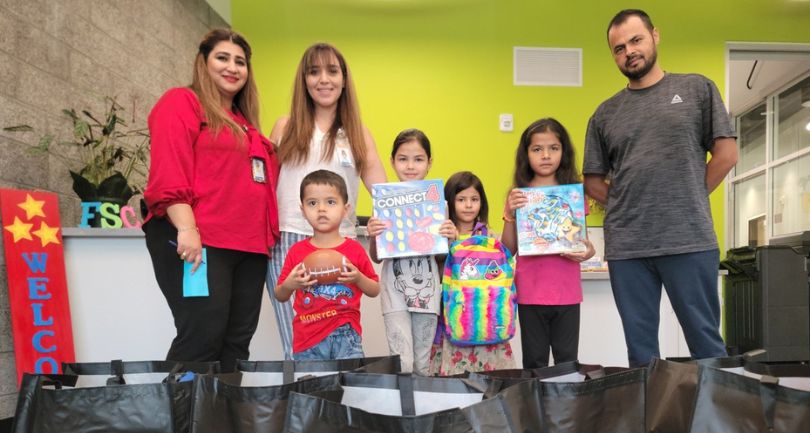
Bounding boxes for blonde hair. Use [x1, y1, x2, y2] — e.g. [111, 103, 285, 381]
[190, 29, 261, 137]
[278, 43, 367, 173]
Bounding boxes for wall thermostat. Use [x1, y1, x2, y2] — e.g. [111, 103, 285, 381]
[499, 113, 513, 132]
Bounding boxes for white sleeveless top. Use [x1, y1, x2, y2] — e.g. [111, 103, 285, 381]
[276, 127, 359, 237]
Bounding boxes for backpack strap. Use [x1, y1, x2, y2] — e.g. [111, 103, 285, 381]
[472, 222, 488, 236]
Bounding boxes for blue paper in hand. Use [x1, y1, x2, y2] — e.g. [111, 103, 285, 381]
[183, 248, 209, 297]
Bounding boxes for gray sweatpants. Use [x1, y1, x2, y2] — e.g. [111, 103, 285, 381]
[383, 311, 437, 375]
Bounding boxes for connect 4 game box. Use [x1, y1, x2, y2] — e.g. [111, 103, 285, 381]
[372, 180, 448, 259]
[515, 183, 587, 256]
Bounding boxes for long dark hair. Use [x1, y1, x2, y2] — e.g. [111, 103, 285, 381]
[391, 128, 431, 159]
[445, 171, 489, 227]
[511, 118, 580, 188]
[279, 43, 367, 173]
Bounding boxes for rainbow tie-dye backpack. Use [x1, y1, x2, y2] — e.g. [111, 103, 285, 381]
[441, 224, 516, 346]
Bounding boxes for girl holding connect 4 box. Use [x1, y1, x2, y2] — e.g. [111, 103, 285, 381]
[366, 129, 457, 375]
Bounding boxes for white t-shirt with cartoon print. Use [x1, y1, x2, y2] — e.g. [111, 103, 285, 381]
[380, 256, 441, 315]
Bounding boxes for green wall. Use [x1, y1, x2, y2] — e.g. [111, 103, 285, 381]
[234, 0, 810, 247]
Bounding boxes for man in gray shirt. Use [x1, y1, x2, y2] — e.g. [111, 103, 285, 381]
[583, 9, 739, 367]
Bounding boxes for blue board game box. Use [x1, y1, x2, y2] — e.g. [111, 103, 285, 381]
[372, 179, 448, 259]
[515, 183, 587, 256]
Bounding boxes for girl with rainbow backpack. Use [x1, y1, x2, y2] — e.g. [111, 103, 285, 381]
[429, 171, 517, 375]
[367, 129, 457, 375]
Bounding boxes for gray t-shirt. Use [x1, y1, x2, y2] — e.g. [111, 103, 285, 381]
[583, 73, 736, 260]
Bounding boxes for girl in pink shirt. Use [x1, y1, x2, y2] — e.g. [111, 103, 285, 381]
[500, 118, 595, 369]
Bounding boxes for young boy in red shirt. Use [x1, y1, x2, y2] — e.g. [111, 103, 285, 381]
[275, 170, 380, 360]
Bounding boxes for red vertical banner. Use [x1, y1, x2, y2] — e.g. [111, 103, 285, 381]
[1, 189, 75, 384]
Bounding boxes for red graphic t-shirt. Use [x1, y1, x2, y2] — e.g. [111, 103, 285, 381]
[278, 238, 379, 353]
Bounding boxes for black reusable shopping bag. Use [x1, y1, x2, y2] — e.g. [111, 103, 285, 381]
[645, 357, 699, 433]
[62, 359, 220, 386]
[647, 355, 810, 433]
[645, 356, 751, 433]
[472, 361, 645, 433]
[281, 376, 541, 433]
[12, 360, 217, 433]
[472, 361, 630, 384]
[688, 363, 810, 433]
[14, 374, 184, 433]
[284, 391, 481, 433]
[236, 355, 401, 386]
[534, 364, 645, 433]
[189, 373, 343, 433]
[331, 372, 503, 416]
[190, 356, 402, 433]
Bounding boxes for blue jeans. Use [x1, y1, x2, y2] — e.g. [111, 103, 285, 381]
[294, 324, 365, 361]
[608, 249, 727, 367]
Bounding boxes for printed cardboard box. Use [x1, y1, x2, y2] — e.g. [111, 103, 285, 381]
[372, 180, 448, 259]
[515, 183, 587, 256]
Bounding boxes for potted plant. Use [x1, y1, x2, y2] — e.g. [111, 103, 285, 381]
[4, 97, 149, 225]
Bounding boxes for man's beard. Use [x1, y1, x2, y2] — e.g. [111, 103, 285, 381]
[621, 49, 657, 81]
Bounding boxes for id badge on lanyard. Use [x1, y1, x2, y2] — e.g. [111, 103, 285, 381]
[337, 147, 354, 168]
[251, 158, 266, 183]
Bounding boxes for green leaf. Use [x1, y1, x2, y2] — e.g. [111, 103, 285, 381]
[102, 113, 117, 136]
[62, 108, 78, 121]
[74, 119, 90, 139]
[82, 110, 101, 125]
[10, 97, 150, 205]
[3, 125, 34, 132]
[36, 134, 54, 150]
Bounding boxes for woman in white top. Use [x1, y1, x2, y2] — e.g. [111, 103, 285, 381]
[267, 43, 386, 359]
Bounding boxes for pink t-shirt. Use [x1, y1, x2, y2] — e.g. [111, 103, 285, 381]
[514, 254, 582, 305]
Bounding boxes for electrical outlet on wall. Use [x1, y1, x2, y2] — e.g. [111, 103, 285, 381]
[499, 113, 513, 132]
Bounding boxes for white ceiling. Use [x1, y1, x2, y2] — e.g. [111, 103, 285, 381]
[729, 58, 810, 116]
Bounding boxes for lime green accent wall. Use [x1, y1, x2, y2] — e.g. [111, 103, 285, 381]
[234, 0, 810, 249]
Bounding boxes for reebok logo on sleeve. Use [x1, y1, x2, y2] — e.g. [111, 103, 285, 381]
[671, 95, 683, 104]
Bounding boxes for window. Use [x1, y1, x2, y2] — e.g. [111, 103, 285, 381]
[736, 103, 767, 174]
[729, 72, 810, 247]
[775, 75, 810, 159]
[772, 153, 810, 236]
[733, 174, 766, 247]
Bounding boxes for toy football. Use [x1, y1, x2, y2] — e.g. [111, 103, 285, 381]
[302, 249, 348, 285]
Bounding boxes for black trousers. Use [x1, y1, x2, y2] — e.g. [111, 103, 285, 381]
[518, 303, 580, 369]
[144, 218, 268, 372]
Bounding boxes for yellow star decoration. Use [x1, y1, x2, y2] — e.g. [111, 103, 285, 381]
[3, 216, 34, 243]
[32, 221, 61, 247]
[18, 194, 46, 220]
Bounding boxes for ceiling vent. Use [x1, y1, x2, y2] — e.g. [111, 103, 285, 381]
[514, 47, 582, 87]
